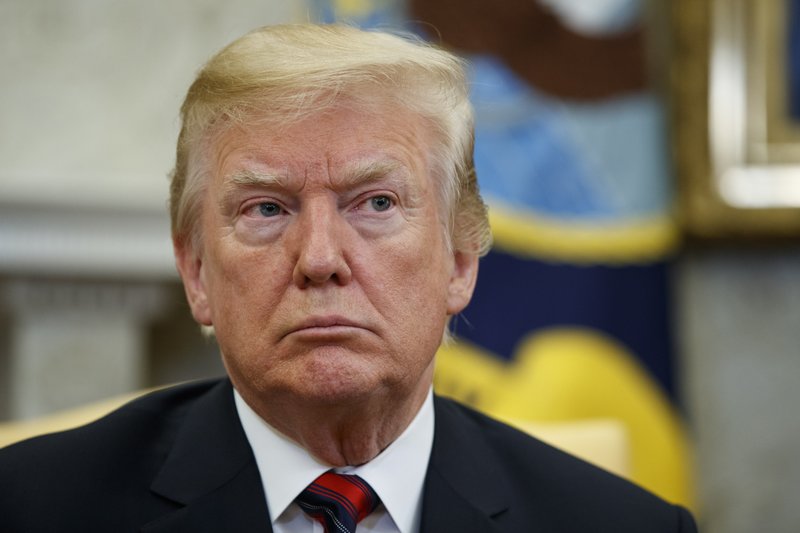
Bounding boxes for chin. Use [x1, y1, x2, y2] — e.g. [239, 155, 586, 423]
[230, 344, 401, 408]
[300, 383, 376, 407]
[295, 359, 382, 404]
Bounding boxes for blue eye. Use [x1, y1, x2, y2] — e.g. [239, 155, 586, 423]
[258, 202, 282, 217]
[370, 195, 393, 212]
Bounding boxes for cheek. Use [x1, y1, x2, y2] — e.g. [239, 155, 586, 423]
[366, 230, 452, 320]
[205, 243, 288, 326]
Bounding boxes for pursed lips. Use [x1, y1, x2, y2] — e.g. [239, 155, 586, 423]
[281, 315, 372, 340]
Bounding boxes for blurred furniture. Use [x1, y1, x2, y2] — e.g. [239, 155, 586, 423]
[0, 387, 159, 448]
[505, 418, 630, 478]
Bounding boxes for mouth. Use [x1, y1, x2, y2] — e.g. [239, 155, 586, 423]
[282, 315, 371, 340]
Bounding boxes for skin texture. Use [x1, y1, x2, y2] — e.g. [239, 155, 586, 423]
[175, 102, 479, 466]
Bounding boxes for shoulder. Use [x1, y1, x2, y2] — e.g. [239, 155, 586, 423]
[1, 378, 224, 460]
[0, 379, 228, 527]
[432, 395, 697, 532]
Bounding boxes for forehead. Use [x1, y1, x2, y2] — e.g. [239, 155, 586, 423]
[209, 103, 435, 189]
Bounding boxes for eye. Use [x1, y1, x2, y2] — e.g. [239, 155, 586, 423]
[257, 202, 282, 217]
[369, 195, 393, 212]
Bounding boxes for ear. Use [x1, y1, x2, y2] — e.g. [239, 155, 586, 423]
[173, 238, 213, 326]
[446, 250, 479, 315]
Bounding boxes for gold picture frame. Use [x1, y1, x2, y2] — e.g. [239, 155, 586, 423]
[671, 0, 800, 238]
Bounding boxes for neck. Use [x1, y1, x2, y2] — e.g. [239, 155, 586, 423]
[238, 378, 432, 466]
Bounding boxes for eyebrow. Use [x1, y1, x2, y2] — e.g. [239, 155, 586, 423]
[226, 160, 405, 188]
[217, 169, 288, 212]
[334, 159, 409, 190]
[228, 169, 290, 188]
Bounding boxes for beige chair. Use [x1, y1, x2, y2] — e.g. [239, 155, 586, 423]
[0, 388, 157, 448]
[502, 418, 630, 478]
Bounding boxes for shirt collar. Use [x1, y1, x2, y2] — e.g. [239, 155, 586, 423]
[234, 388, 434, 533]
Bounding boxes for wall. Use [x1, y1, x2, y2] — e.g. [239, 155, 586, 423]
[678, 248, 800, 533]
[0, 0, 299, 414]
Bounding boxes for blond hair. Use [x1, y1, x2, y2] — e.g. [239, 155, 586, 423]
[170, 23, 490, 256]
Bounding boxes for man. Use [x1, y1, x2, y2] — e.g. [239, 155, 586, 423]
[0, 24, 697, 532]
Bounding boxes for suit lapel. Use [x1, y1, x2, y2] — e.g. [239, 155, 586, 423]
[419, 397, 511, 533]
[139, 386, 516, 532]
[420, 466, 506, 533]
[141, 380, 272, 533]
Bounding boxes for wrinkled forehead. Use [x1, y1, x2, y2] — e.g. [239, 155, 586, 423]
[202, 94, 441, 179]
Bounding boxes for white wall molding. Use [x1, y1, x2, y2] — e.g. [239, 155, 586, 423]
[0, 202, 176, 279]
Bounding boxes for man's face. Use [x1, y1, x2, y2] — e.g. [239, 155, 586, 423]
[176, 102, 478, 411]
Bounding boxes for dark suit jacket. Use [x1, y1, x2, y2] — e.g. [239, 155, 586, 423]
[1, 379, 697, 532]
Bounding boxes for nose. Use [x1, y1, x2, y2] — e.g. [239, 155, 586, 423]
[291, 200, 352, 288]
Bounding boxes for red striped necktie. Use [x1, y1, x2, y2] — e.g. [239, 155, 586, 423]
[296, 471, 380, 533]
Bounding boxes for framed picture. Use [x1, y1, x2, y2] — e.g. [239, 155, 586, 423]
[671, 0, 800, 238]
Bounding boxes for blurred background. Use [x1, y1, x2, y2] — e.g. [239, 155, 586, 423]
[1, 1, 799, 532]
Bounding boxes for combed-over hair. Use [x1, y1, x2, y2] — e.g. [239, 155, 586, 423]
[170, 23, 491, 257]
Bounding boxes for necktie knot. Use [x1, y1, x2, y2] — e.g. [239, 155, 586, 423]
[297, 471, 380, 533]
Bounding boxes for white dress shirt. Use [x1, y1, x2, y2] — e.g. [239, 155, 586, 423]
[234, 389, 434, 533]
